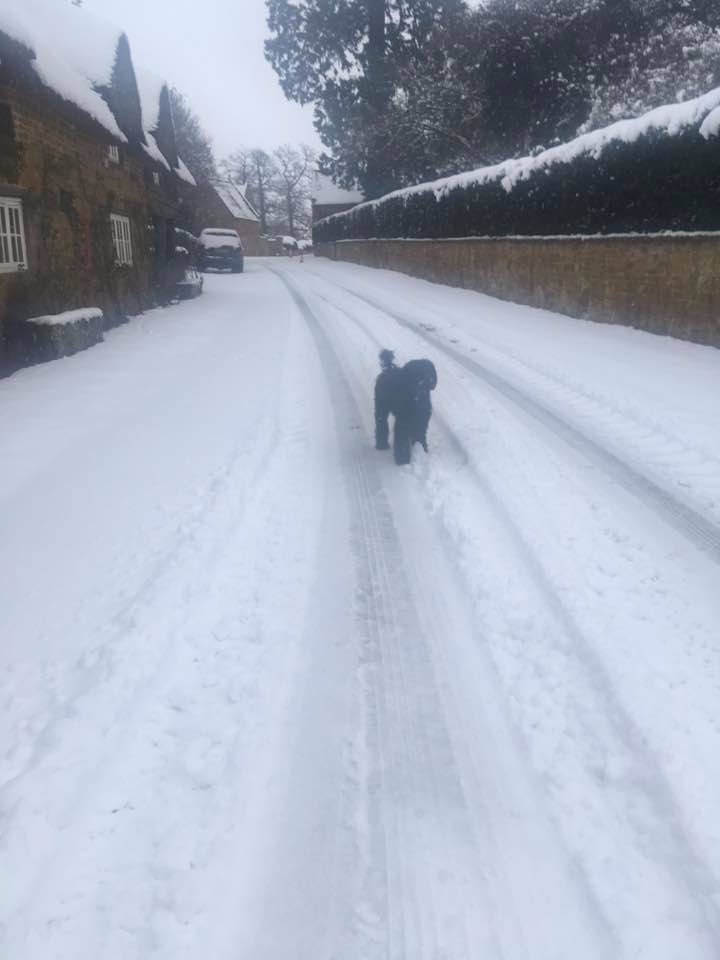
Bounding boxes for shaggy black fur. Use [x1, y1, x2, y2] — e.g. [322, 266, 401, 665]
[374, 350, 438, 465]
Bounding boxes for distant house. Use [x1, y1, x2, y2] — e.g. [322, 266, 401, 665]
[194, 180, 265, 256]
[312, 172, 363, 223]
[0, 0, 197, 372]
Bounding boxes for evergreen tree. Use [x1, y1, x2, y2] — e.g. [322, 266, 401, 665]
[265, 0, 463, 198]
[169, 88, 217, 185]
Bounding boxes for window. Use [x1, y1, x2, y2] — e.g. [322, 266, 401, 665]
[0, 197, 27, 273]
[107, 144, 120, 164]
[110, 214, 133, 266]
[152, 171, 160, 186]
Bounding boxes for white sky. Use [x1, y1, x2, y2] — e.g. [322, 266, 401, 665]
[90, 0, 321, 161]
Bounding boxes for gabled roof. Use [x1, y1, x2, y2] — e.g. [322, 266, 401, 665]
[135, 67, 195, 184]
[211, 180, 259, 223]
[135, 67, 171, 169]
[0, 0, 195, 185]
[0, 0, 127, 140]
[312, 172, 363, 206]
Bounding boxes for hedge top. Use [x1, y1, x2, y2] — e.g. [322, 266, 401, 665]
[315, 85, 720, 240]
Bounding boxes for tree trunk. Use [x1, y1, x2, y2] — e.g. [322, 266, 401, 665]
[365, 0, 390, 199]
[256, 170, 268, 234]
[287, 191, 294, 235]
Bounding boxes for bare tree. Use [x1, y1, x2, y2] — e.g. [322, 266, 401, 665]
[272, 143, 315, 238]
[222, 149, 251, 185]
[223, 148, 277, 234]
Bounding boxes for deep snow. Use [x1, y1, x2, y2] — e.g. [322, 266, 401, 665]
[1, 259, 719, 959]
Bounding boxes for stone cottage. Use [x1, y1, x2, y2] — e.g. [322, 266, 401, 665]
[0, 0, 197, 372]
[194, 180, 264, 256]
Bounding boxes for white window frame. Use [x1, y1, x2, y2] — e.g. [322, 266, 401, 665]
[0, 197, 28, 274]
[110, 214, 133, 266]
[152, 171, 160, 186]
[107, 144, 120, 164]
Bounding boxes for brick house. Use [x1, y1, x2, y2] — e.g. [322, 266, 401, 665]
[194, 180, 265, 256]
[312, 172, 363, 223]
[0, 0, 197, 372]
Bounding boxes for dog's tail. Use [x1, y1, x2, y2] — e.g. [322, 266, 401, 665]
[379, 348, 395, 370]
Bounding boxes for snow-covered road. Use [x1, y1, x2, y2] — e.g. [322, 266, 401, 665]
[2, 258, 719, 959]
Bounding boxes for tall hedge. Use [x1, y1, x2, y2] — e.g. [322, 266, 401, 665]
[314, 93, 720, 242]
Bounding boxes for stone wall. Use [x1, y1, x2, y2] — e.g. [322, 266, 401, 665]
[317, 235, 720, 347]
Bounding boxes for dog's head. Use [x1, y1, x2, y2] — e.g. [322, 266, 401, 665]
[379, 349, 396, 370]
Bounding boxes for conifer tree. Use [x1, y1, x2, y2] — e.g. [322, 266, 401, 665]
[265, 0, 463, 197]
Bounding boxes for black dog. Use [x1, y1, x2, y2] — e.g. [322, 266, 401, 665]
[374, 349, 437, 465]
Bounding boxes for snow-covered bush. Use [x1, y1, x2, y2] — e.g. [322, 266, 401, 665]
[314, 88, 720, 242]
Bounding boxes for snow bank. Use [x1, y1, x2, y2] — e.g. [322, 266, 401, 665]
[0, 0, 127, 141]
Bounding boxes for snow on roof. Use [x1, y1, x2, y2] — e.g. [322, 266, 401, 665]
[176, 157, 197, 187]
[326, 85, 720, 223]
[312, 172, 363, 206]
[211, 180, 259, 223]
[0, 3, 197, 182]
[135, 67, 164, 136]
[0, 0, 127, 141]
[133, 68, 172, 171]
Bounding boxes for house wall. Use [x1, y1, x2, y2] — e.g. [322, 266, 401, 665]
[315, 235, 720, 347]
[0, 76, 186, 371]
[312, 201, 358, 223]
[193, 187, 263, 256]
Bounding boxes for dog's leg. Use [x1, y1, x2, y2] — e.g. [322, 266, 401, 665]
[374, 381, 391, 450]
[393, 417, 412, 465]
[375, 413, 390, 450]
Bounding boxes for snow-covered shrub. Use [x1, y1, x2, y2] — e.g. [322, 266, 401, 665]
[314, 88, 720, 242]
[20, 308, 104, 364]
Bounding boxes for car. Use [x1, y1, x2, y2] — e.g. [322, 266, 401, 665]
[198, 228, 244, 273]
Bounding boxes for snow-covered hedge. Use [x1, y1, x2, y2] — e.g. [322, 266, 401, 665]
[20, 307, 104, 364]
[314, 88, 720, 242]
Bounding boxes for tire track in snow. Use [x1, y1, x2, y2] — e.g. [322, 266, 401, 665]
[306, 271, 720, 565]
[298, 277, 720, 957]
[272, 266, 617, 960]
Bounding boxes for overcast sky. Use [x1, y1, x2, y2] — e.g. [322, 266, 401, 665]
[91, 0, 321, 161]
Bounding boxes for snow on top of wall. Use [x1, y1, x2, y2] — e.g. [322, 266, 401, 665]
[312, 172, 363, 205]
[211, 180, 258, 222]
[26, 307, 104, 327]
[327, 85, 720, 222]
[0, 0, 127, 141]
[176, 157, 197, 187]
